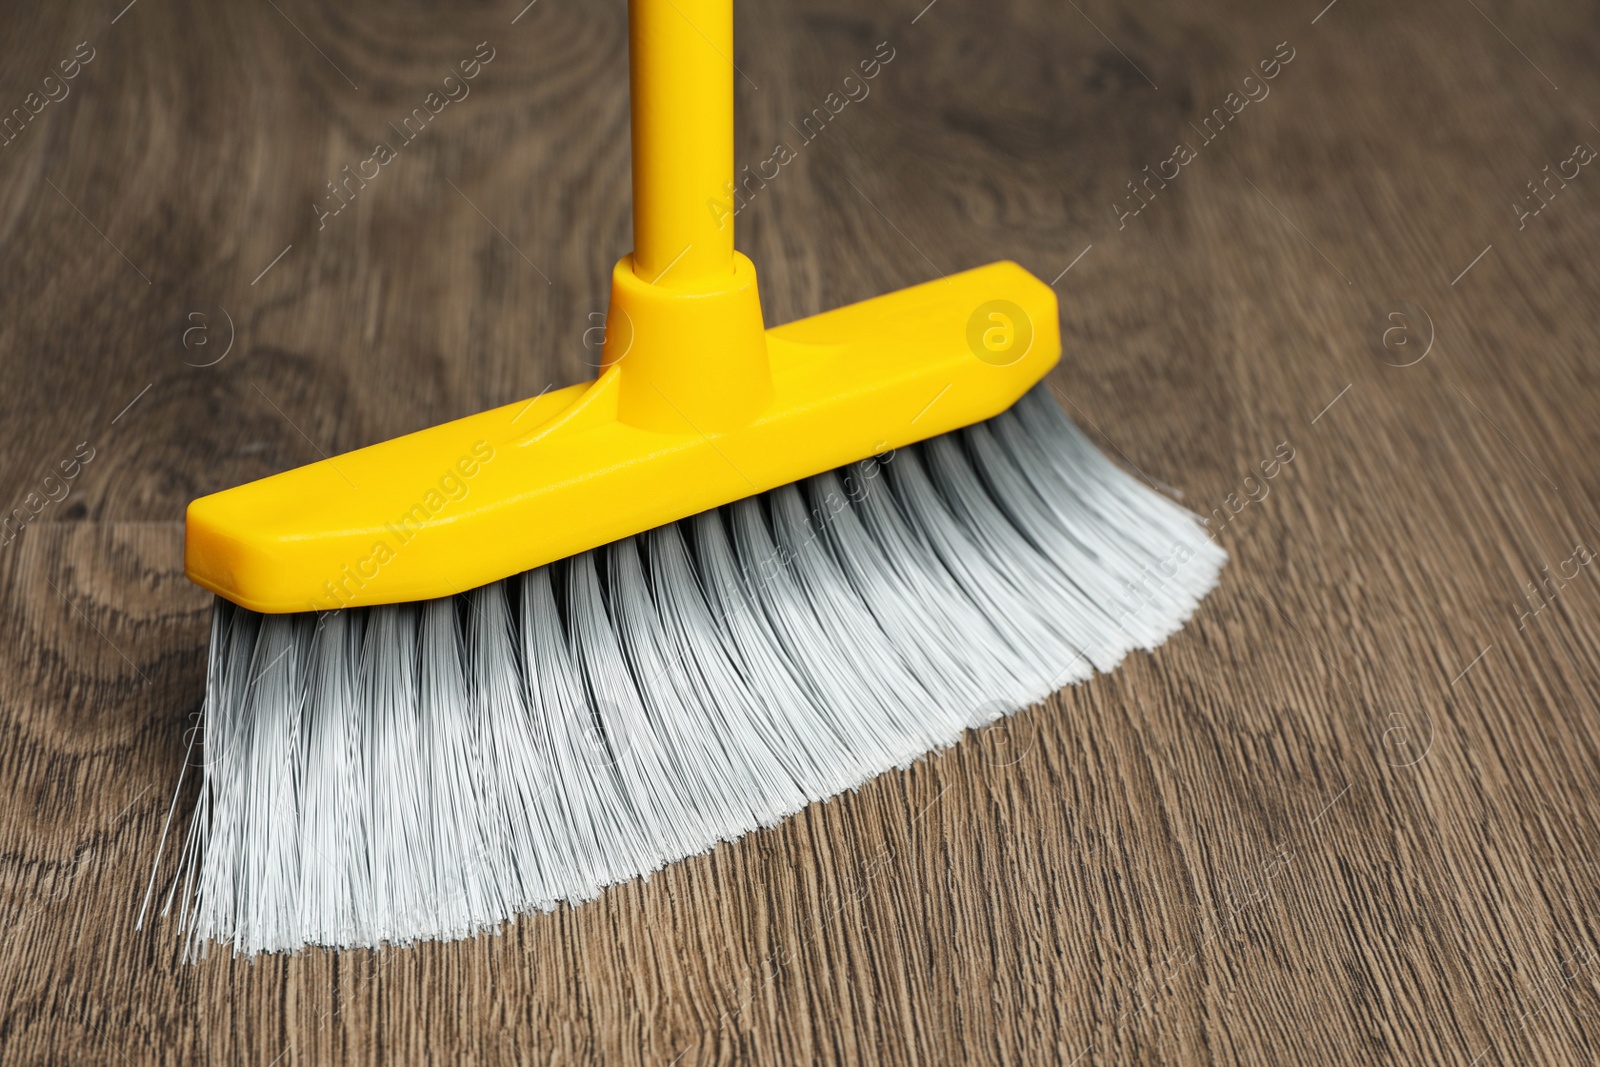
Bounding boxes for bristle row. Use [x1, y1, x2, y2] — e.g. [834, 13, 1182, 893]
[154, 385, 1226, 956]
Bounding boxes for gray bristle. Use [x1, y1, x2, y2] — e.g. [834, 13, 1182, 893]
[144, 385, 1227, 957]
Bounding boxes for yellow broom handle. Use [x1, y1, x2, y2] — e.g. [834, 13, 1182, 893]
[628, 0, 735, 287]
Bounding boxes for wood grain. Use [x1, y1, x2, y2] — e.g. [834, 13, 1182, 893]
[4, 0, 1600, 1062]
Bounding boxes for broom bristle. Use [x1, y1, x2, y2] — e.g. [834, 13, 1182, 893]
[143, 385, 1226, 956]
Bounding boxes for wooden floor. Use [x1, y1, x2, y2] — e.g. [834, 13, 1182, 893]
[4, 0, 1600, 1062]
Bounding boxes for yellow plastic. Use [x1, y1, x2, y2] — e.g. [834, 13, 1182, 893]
[184, 0, 1061, 613]
[602, 251, 771, 432]
[627, 0, 734, 287]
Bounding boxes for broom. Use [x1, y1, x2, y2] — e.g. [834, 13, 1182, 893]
[143, 0, 1225, 956]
